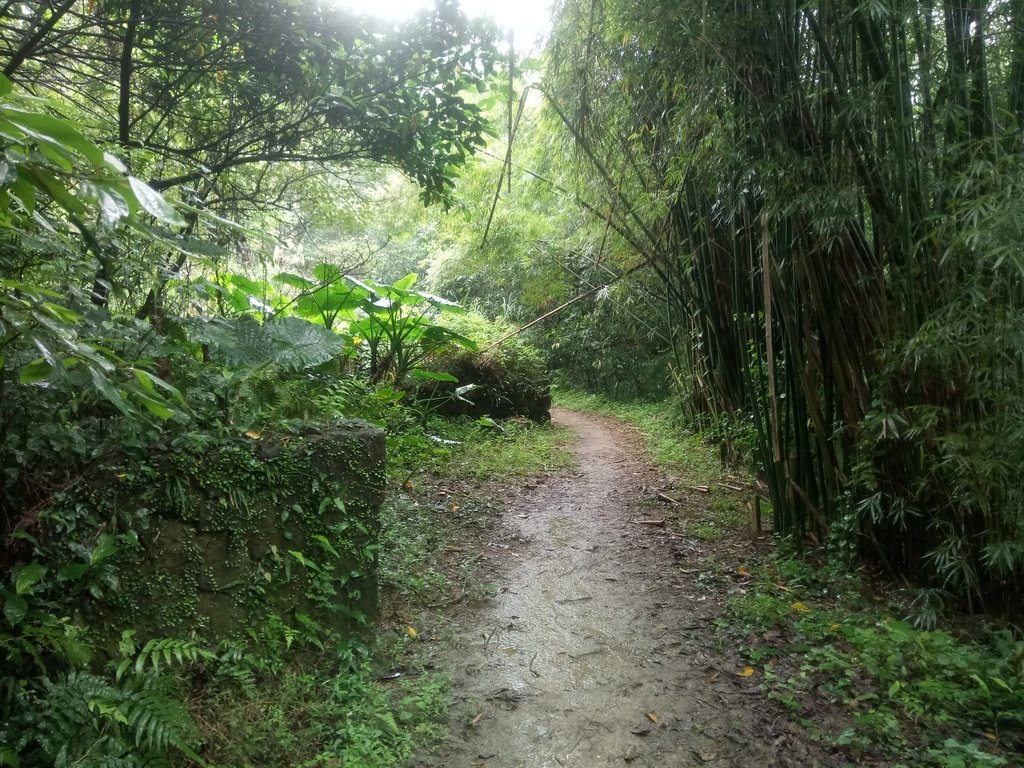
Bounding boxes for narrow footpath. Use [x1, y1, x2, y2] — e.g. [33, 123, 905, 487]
[424, 409, 836, 768]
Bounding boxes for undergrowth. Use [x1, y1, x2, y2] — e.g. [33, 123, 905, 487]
[724, 551, 1024, 766]
[388, 414, 573, 481]
[185, 637, 449, 768]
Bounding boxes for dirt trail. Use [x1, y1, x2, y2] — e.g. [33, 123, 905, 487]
[426, 408, 830, 768]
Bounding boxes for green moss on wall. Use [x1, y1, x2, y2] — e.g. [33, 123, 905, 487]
[55, 420, 386, 644]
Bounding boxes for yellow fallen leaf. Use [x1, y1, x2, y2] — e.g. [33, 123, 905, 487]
[406, 626, 418, 639]
[790, 601, 810, 613]
[739, 666, 755, 677]
[645, 712, 658, 723]
[244, 430, 261, 439]
[450, 501, 460, 511]
[737, 566, 751, 577]
[829, 623, 841, 632]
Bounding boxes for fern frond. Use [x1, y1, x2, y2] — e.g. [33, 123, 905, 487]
[116, 637, 215, 681]
[192, 316, 346, 371]
[31, 670, 203, 768]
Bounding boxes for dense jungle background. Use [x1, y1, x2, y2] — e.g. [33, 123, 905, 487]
[1, 0, 1023, 766]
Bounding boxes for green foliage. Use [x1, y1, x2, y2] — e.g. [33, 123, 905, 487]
[2, 668, 201, 768]
[188, 632, 444, 768]
[725, 553, 1024, 765]
[189, 316, 348, 371]
[411, 311, 552, 421]
[449, 419, 574, 480]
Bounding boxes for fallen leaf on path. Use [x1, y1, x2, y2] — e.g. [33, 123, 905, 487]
[406, 626, 418, 639]
[736, 566, 751, 577]
[697, 747, 719, 762]
[645, 712, 658, 723]
[738, 666, 755, 677]
[790, 601, 811, 613]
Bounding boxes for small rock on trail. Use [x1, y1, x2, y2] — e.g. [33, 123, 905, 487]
[424, 408, 833, 768]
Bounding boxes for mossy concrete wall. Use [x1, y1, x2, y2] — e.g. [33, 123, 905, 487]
[100, 421, 386, 641]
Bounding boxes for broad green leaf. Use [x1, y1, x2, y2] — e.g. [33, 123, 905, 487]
[10, 174, 35, 213]
[38, 302, 80, 324]
[133, 368, 185, 404]
[312, 534, 340, 558]
[313, 263, 343, 283]
[57, 563, 89, 581]
[3, 594, 27, 627]
[81, 181, 130, 225]
[136, 393, 174, 420]
[35, 139, 74, 172]
[1, 107, 104, 168]
[15, 564, 47, 595]
[88, 366, 133, 416]
[393, 272, 418, 290]
[227, 273, 268, 296]
[372, 387, 405, 403]
[128, 176, 185, 226]
[455, 383, 480, 403]
[90, 534, 119, 565]
[102, 151, 127, 173]
[27, 166, 84, 215]
[19, 357, 53, 384]
[274, 272, 314, 290]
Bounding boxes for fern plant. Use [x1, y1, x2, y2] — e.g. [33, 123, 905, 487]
[4, 669, 202, 768]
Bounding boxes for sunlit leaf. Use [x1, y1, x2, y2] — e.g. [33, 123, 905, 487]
[15, 563, 47, 595]
[128, 176, 184, 226]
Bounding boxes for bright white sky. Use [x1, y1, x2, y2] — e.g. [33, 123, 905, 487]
[335, 0, 553, 52]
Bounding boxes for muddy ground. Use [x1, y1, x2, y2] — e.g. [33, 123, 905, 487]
[409, 408, 849, 768]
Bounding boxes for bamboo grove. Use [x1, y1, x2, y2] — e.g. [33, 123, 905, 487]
[545, 0, 1024, 617]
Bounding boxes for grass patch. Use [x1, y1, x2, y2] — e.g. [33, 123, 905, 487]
[183, 627, 449, 767]
[388, 416, 574, 481]
[449, 420, 575, 479]
[724, 551, 1024, 766]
